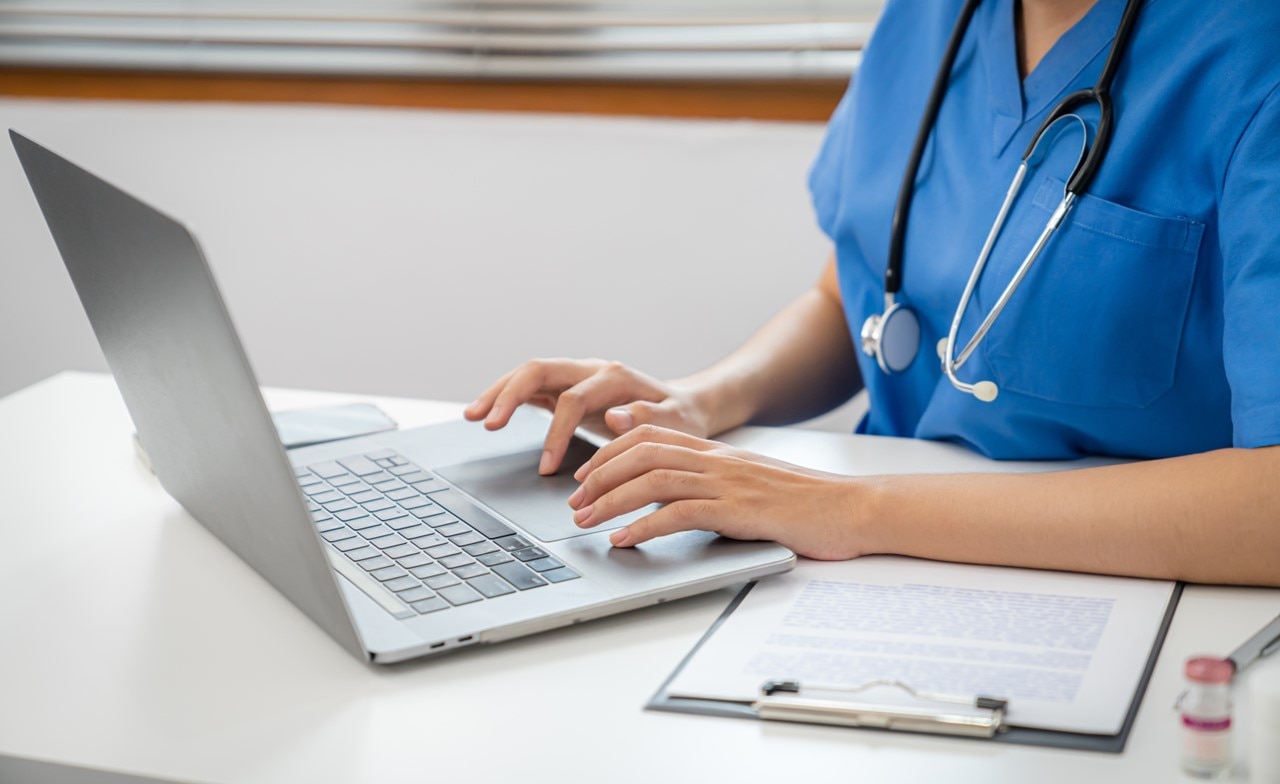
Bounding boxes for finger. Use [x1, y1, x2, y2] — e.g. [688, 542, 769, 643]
[540, 372, 638, 475]
[603, 399, 686, 436]
[573, 469, 715, 529]
[573, 423, 714, 482]
[569, 442, 707, 509]
[464, 369, 516, 420]
[485, 359, 592, 431]
[609, 500, 719, 548]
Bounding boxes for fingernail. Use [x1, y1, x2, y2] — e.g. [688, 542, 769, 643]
[538, 450, 554, 475]
[567, 487, 584, 508]
[607, 407, 634, 432]
[465, 400, 479, 414]
[573, 463, 590, 482]
[610, 528, 630, 546]
[573, 505, 593, 525]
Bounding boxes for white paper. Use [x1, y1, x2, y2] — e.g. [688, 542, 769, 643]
[666, 556, 1176, 735]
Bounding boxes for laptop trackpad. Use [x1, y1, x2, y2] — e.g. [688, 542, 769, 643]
[434, 437, 655, 543]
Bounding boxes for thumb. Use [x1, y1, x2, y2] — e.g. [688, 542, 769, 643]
[604, 400, 682, 435]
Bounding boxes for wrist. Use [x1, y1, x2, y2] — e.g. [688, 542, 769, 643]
[671, 371, 756, 437]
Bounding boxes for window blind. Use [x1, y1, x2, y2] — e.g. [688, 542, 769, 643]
[0, 0, 881, 80]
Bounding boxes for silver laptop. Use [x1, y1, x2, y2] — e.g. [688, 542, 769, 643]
[12, 130, 794, 664]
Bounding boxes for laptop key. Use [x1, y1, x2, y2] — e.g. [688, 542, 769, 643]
[335, 508, 371, 523]
[350, 490, 379, 504]
[492, 561, 548, 590]
[311, 490, 342, 504]
[359, 555, 395, 571]
[358, 524, 395, 540]
[364, 448, 398, 461]
[386, 516, 423, 531]
[430, 489, 517, 539]
[412, 534, 449, 550]
[425, 544, 461, 559]
[542, 567, 581, 583]
[450, 531, 484, 547]
[338, 456, 383, 476]
[439, 554, 473, 569]
[435, 522, 471, 538]
[398, 586, 435, 603]
[409, 504, 447, 519]
[346, 546, 381, 561]
[333, 536, 367, 552]
[384, 543, 419, 559]
[411, 597, 450, 614]
[396, 491, 432, 512]
[396, 552, 431, 568]
[451, 563, 488, 580]
[329, 473, 361, 487]
[410, 563, 447, 579]
[513, 547, 548, 562]
[437, 583, 483, 606]
[390, 456, 409, 466]
[371, 565, 408, 582]
[303, 483, 329, 496]
[385, 487, 417, 502]
[308, 461, 346, 479]
[338, 481, 370, 496]
[468, 573, 517, 598]
[388, 464, 419, 476]
[362, 471, 395, 485]
[425, 574, 460, 590]
[374, 508, 408, 522]
[385, 576, 420, 593]
[462, 541, 499, 557]
[361, 498, 394, 513]
[495, 535, 533, 552]
[399, 471, 435, 485]
[526, 556, 564, 573]
[315, 517, 343, 533]
[477, 551, 514, 567]
[399, 527, 440, 545]
[369, 535, 405, 550]
[320, 527, 354, 542]
[322, 499, 356, 513]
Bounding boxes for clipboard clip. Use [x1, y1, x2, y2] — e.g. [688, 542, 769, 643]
[754, 678, 1010, 738]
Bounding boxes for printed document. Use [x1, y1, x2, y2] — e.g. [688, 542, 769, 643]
[666, 556, 1176, 735]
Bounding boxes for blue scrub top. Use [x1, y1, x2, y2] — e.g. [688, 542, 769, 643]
[811, 0, 1280, 460]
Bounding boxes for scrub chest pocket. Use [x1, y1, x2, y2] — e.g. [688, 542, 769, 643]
[980, 176, 1206, 409]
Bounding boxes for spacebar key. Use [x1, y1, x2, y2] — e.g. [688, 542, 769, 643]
[429, 489, 517, 540]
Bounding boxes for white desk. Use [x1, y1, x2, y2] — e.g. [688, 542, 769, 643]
[2, 372, 1278, 784]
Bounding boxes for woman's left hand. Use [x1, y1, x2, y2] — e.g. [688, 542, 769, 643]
[567, 424, 871, 560]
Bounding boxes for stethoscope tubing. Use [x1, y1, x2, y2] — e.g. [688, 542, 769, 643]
[868, 0, 1146, 402]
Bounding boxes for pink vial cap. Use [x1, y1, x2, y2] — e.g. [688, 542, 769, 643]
[1185, 656, 1234, 684]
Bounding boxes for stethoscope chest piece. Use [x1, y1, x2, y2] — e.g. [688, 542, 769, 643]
[861, 301, 920, 374]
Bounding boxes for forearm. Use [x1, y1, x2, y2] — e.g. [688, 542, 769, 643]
[677, 256, 862, 435]
[859, 445, 1280, 585]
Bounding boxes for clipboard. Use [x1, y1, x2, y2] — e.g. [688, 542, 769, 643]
[647, 580, 1183, 753]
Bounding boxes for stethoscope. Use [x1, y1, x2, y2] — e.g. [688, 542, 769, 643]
[860, 0, 1145, 402]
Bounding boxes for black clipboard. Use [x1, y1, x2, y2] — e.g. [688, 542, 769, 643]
[646, 580, 1183, 753]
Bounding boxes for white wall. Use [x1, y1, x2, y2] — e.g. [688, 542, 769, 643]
[0, 98, 863, 429]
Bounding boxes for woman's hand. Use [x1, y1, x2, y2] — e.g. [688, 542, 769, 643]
[464, 359, 715, 475]
[567, 424, 871, 560]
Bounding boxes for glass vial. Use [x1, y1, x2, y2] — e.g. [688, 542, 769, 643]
[1180, 656, 1234, 779]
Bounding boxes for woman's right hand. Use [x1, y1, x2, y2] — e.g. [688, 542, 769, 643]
[464, 358, 715, 476]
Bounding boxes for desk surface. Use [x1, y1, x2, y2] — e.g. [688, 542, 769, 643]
[3, 372, 1278, 784]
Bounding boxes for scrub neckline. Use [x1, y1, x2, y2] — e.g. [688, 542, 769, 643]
[980, 0, 1129, 155]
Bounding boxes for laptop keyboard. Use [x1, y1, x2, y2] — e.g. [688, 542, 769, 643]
[295, 448, 580, 617]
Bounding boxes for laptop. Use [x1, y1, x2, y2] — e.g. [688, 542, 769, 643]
[11, 130, 795, 664]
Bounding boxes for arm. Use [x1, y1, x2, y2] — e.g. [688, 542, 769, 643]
[568, 429, 1280, 587]
[466, 256, 861, 473]
[678, 255, 861, 434]
[863, 446, 1280, 585]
